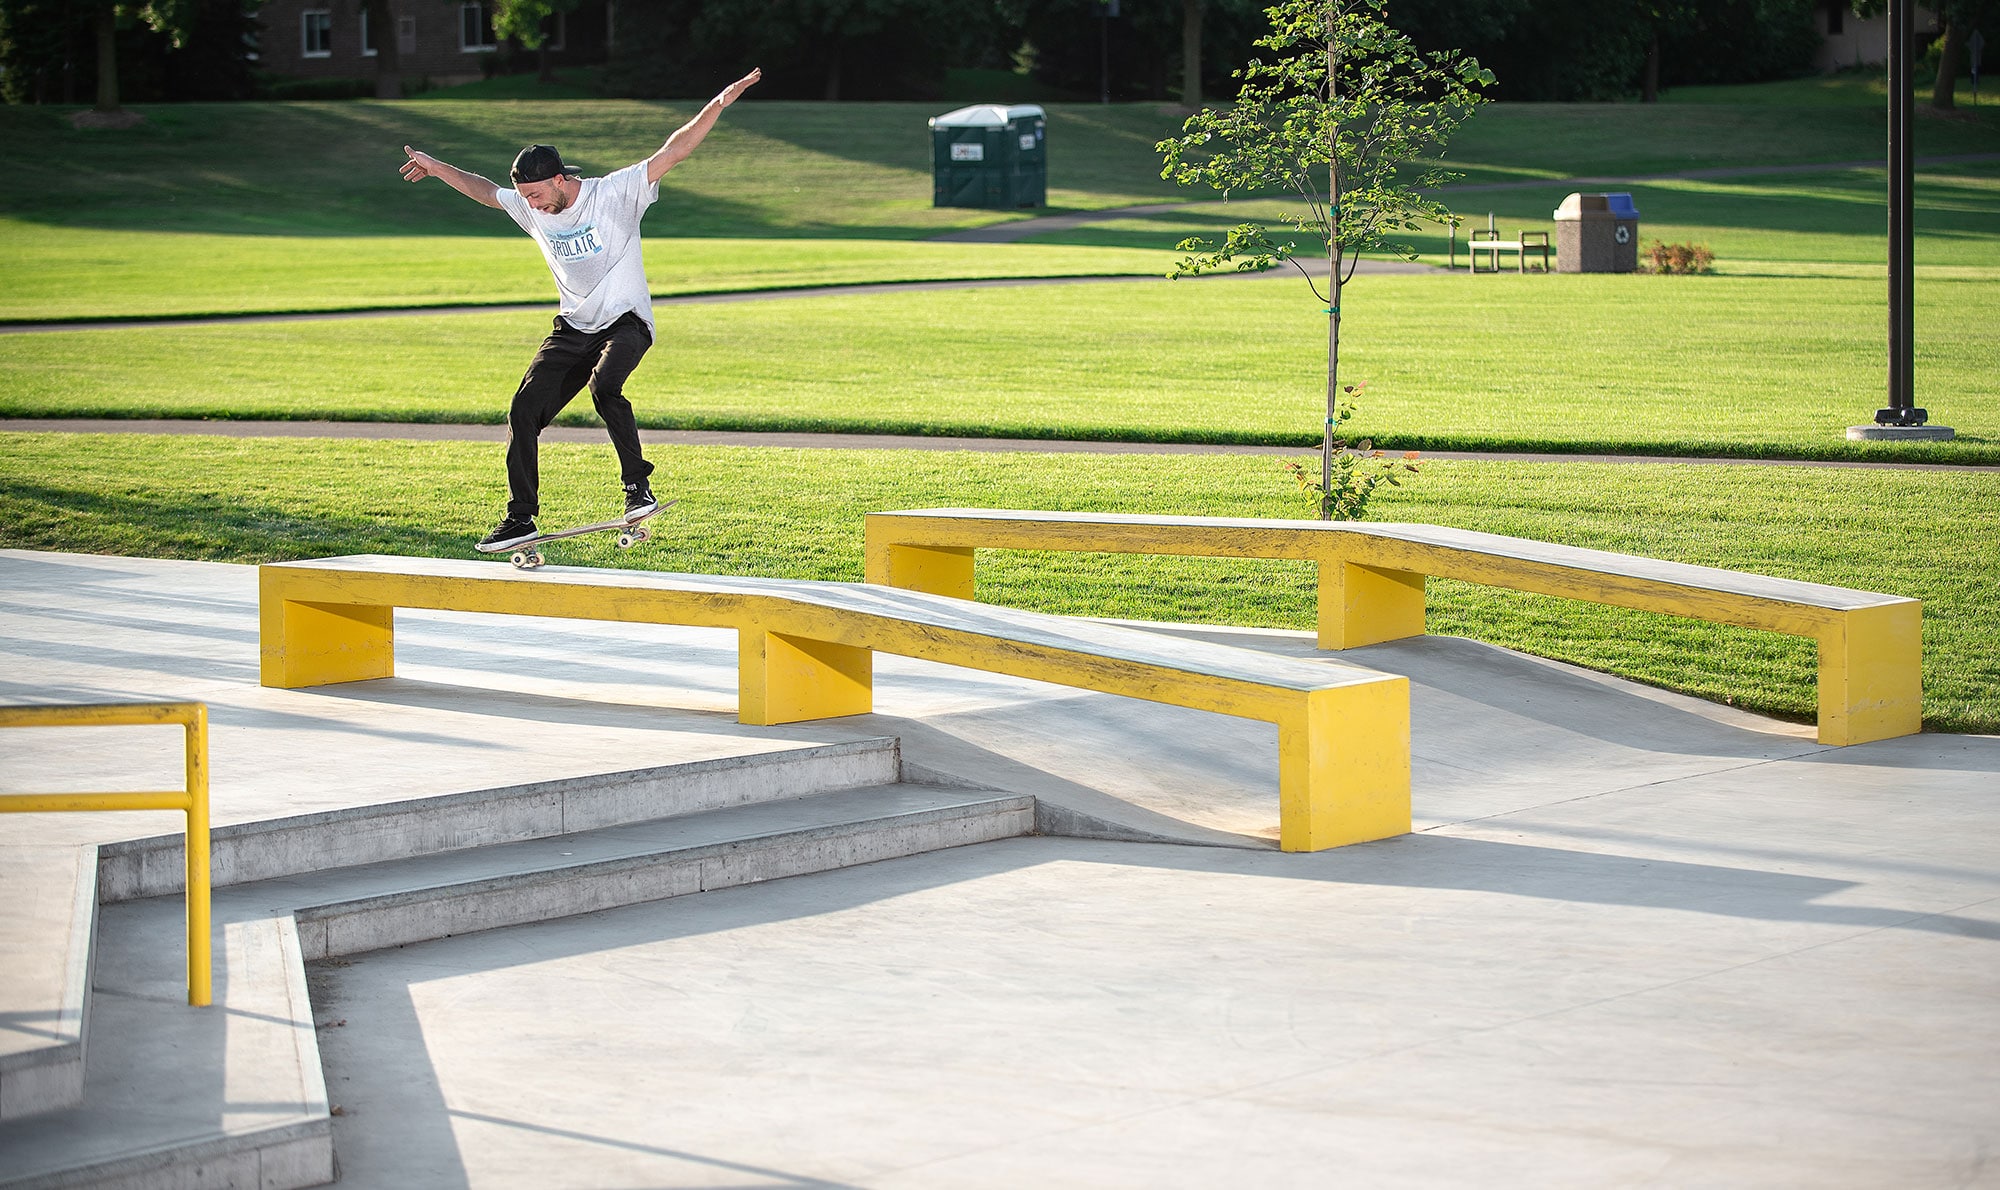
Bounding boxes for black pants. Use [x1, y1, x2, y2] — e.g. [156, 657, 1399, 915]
[505, 312, 655, 519]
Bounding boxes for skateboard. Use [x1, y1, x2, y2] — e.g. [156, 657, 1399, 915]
[477, 501, 677, 570]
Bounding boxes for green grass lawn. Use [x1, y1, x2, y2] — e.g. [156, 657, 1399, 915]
[1033, 162, 2000, 275]
[2, 431, 1992, 733]
[7, 273, 1993, 461]
[15, 159, 1991, 321]
[2, 232, 1177, 322]
[3, 93, 1992, 320]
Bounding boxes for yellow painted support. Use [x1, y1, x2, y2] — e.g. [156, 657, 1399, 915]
[0, 702, 212, 1007]
[1817, 600, 1924, 745]
[1318, 560, 1427, 650]
[1275, 681, 1412, 851]
[259, 566, 394, 688]
[863, 541, 976, 598]
[738, 629, 874, 725]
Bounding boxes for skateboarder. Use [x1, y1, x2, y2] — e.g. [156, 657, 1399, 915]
[399, 67, 762, 551]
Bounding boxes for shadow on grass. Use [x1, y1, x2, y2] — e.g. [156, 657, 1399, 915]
[0, 479, 476, 564]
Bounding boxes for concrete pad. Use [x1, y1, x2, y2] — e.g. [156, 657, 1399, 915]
[310, 811, 2000, 1189]
[5, 547, 1997, 1187]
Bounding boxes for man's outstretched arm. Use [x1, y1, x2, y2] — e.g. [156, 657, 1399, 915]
[400, 146, 504, 208]
[645, 68, 762, 185]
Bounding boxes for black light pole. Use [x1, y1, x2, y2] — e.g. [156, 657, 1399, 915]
[1878, 0, 1924, 428]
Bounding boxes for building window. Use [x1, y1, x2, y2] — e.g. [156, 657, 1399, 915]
[398, 15, 416, 55]
[460, 2, 496, 51]
[360, 7, 376, 56]
[302, 10, 333, 57]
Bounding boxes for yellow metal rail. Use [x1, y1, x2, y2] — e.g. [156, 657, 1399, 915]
[0, 702, 212, 1007]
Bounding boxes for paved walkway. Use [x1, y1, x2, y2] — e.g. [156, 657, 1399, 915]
[4, 418, 1989, 472]
[3, 548, 1997, 1187]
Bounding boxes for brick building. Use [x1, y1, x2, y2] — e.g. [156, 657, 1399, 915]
[253, 0, 611, 90]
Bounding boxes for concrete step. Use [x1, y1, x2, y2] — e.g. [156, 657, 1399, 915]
[0, 904, 331, 1190]
[0, 846, 95, 1121]
[95, 737, 903, 901]
[246, 782, 1035, 959]
[0, 743, 1032, 1189]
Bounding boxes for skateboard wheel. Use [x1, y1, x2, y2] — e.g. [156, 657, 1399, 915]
[509, 551, 529, 569]
[616, 533, 635, 549]
[526, 551, 544, 568]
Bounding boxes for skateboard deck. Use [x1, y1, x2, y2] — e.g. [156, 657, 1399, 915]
[477, 501, 677, 569]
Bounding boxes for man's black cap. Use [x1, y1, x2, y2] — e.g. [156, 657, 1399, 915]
[510, 144, 582, 185]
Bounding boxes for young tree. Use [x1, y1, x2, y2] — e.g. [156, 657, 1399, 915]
[1158, 0, 1491, 518]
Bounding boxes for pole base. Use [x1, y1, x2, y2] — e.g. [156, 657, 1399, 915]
[1848, 424, 1956, 441]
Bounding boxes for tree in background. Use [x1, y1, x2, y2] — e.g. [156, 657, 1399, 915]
[492, 0, 580, 85]
[0, 0, 260, 108]
[354, 0, 402, 98]
[1924, 0, 1996, 107]
[1159, 0, 1490, 518]
[601, 0, 967, 100]
[1392, 0, 1815, 101]
[1003, 0, 1266, 104]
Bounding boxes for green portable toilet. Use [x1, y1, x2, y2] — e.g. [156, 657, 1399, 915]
[929, 104, 1046, 209]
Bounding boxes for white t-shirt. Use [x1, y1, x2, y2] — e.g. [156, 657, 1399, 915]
[496, 161, 659, 334]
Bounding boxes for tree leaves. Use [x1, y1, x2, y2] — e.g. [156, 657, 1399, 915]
[1157, 0, 1493, 284]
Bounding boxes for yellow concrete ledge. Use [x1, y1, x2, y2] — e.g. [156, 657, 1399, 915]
[259, 557, 1410, 852]
[864, 509, 1923, 747]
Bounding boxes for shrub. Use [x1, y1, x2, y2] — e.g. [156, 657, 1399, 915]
[1643, 240, 1716, 275]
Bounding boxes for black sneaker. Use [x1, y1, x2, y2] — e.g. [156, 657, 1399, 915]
[475, 516, 538, 553]
[623, 481, 659, 522]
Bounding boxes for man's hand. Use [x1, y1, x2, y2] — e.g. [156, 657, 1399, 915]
[398, 145, 502, 208]
[716, 68, 761, 109]
[646, 68, 762, 185]
[400, 146, 441, 183]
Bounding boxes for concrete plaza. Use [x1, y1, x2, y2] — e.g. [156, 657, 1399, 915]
[2, 548, 1996, 1188]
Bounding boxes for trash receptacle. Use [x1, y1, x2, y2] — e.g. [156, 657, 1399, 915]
[929, 104, 1046, 209]
[1552, 192, 1640, 273]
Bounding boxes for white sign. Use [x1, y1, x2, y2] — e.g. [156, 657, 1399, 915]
[950, 143, 984, 162]
[1019, 134, 1037, 151]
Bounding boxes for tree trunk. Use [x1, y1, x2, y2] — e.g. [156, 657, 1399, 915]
[367, 0, 402, 100]
[1641, 27, 1660, 102]
[1323, 11, 1340, 520]
[1932, 21, 1964, 108]
[93, 3, 118, 112]
[1181, 0, 1202, 108]
[538, 42, 553, 83]
[825, 40, 841, 100]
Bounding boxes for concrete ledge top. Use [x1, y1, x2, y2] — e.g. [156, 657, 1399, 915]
[265, 556, 1398, 694]
[869, 509, 1915, 611]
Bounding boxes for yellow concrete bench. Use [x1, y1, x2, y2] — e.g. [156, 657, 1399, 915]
[863, 510, 1922, 747]
[259, 556, 1409, 852]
